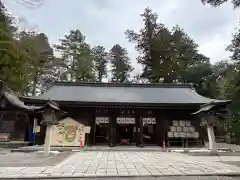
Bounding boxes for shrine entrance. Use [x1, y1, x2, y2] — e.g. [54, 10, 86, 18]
[116, 117, 136, 145]
[95, 117, 109, 144]
[142, 117, 157, 144]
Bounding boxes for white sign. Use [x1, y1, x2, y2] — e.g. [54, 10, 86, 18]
[142, 118, 156, 125]
[96, 117, 109, 124]
[33, 118, 38, 133]
[117, 117, 135, 124]
[34, 126, 40, 133]
[84, 126, 91, 133]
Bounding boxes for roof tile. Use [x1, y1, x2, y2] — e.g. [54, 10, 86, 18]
[23, 82, 230, 105]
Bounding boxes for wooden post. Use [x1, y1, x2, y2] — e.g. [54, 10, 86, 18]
[108, 111, 116, 147]
[135, 115, 140, 146]
[91, 113, 96, 145]
[139, 116, 144, 147]
[112, 116, 116, 147]
[135, 113, 144, 147]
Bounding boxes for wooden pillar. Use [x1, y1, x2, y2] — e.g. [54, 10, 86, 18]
[135, 115, 140, 146]
[155, 110, 163, 146]
[109, 110, 116, 147]
[156, 110, 168, 146]
[38, 124, 46, 145]
[139, 116, 143, 147]
[90, 109, 96, 146]
[163, 118, 169, 146]
[156, 117, 162, 146]
[135, 113, 143, 147]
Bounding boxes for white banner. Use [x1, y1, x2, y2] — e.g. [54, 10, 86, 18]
[95, 117, 109, 124]
[33, 118, 38, 133]
[142, 118, 156, 125]
[117, 117, 135, 124]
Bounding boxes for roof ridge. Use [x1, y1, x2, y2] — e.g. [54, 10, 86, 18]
[53, 81, 194, 88]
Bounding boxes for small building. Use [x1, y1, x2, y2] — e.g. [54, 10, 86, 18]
[0, 84, 41, 146]
[0, 81, 64, 147]
[22, 82, 230, 147]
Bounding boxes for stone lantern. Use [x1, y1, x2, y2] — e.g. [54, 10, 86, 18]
[200, 111, 219, 153]
[193, 102, 230, 154]
[39, 101, 64, 156]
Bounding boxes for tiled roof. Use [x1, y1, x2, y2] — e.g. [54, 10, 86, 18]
[22, 82, 230, 105]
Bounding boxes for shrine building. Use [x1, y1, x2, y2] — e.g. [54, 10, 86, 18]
[22, 82, 230, 147]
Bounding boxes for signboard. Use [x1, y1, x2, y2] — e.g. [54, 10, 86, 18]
[33, 118, 38, 133]
[78, 125, 85, 147]
[142, 118, 156, 125]
[51, 117, 86, 147]
[84, 126, 91, 133]
[117, 117, 135, 124]
[96, 117, 109, 124]
[34, 126, 40, 133]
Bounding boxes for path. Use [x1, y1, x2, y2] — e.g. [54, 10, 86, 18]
[1, 151, 240, 178]
[46, 177, 240, 180]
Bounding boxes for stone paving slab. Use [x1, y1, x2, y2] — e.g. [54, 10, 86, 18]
[2, 151, 240, 178]
[2, 176, 240, 180]
[0, 151, 73, 167]
[14, 145, 231, 153]
[36, 177, 240, 180]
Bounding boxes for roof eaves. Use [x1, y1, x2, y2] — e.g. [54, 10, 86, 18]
[208, 99, 232, 105]
[4, 92, 41, 110]
[22, 98, 204, 107]
[53, 81, 194, 88]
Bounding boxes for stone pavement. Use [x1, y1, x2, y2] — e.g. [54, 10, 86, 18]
[213, 143, 240, 152]
[2, 151, 240, 178]
[14, 144, 232, 152]
[0, 151, 72, 167]
[46, 177, 240, 180]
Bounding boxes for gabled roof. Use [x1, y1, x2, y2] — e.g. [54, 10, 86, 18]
[22, 82, 231, 106]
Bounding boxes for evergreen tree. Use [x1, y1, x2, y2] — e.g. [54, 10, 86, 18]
[92, 46, 108, 82]
[125, 7, 208, 83]
[109, 44, 133, 83]
[201, 0, 240, 8]
[224, 26, 240, 114]
[0, 1, 29, 93]
[54, 29, 95, 82]
[20, 31, 60, 95]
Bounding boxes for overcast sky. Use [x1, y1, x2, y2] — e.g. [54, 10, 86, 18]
[4, 0, 240, 75]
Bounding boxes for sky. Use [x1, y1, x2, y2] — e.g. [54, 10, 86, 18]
[4, 0, 240, 75]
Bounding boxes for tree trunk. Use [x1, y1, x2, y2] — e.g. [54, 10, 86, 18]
[44, 125, 52, 156]
[207, 125, 217, 153]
